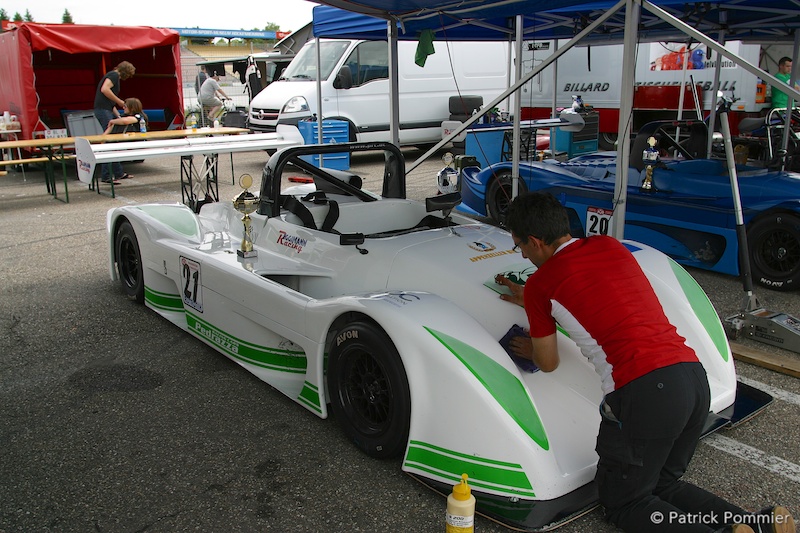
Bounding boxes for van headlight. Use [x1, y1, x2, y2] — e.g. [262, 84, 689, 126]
[282, 97, 310, 114]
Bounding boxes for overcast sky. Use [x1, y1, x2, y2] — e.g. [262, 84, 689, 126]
[0, 0, 319, 33]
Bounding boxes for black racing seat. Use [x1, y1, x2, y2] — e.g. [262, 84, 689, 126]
[280, 192, 340, 232]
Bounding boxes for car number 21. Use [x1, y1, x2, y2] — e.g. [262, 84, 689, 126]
[180, 256, 203, 312]
[586, 206, 613, 236]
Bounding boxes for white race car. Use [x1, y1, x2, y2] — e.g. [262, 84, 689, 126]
[107, 142, 770, 531]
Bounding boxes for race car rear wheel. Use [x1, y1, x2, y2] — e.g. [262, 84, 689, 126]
[747, 212, 800, 291]
[487, 172, 527, 225]
[115, 220, 144, 303]
[328, 320, 410, 459]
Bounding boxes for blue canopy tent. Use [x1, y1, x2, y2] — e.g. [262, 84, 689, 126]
[311, 0, 800, 239]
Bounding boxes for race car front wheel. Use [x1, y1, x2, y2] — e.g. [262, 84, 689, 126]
[115, 220, 144, 303]
[328, 320, 411, 459]
[487, 172, 527, 225]
[748, 212, 800, 292]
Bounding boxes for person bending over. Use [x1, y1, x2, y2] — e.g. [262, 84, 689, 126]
[496, 191, 795, 533]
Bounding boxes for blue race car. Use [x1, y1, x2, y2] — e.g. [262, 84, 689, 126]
[458, 120, 800, 291]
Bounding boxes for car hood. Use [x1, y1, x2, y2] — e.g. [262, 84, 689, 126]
[383, 223, 531, 338]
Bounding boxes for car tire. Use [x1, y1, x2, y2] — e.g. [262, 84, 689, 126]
[598, 132, 618, 151]
[115, 220, 144, 303]
[328, 320, 410, 459]
[747, 212, 800, 291]
[487, 172, 527, 225]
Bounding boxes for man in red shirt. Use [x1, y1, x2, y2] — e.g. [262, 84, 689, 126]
[496, 192, 794, 533]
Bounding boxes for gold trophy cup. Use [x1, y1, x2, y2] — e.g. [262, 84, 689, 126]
[233, 174, 258, 258]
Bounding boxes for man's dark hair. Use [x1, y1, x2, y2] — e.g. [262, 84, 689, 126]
[779, 56, 792, 67]
[505, 192, 571, 245]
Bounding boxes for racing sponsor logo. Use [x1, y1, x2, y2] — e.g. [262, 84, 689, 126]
[469, 249, 517, 262]
[562, 82, 610, 93]
[336, 329, 359, 346]
[379, 292, 421, 308]
[277, 230, 307, 253]
[468, 241, 496, 252]
[191, 320, 239, 355]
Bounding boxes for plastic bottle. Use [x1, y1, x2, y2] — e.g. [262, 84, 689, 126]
[187, 114, 197, 130]
[446, 474, 475, 533]
[139, 114, 146, 133]
[213, 118, 220, 129]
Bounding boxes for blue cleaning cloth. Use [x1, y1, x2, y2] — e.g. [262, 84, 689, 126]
[499, 324, 539, 373]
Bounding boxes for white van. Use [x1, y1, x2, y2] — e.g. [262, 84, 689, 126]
[248, 38, 511, 145]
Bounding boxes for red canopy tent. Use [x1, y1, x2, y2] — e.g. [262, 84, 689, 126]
[0, 22, 183, 140]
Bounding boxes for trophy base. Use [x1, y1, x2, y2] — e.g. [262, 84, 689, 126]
[237, 249, 258, 258]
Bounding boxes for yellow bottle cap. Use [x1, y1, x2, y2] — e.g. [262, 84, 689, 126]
[452, 473, 471, 501]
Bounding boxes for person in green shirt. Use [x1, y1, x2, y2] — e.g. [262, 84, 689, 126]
[771, 56, 794, 109]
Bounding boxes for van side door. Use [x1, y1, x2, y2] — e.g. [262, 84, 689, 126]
[334, 41, 390, 142]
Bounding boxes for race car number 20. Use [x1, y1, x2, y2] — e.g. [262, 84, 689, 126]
[586, 206, 613, 236]
[180, 256, 203, 312]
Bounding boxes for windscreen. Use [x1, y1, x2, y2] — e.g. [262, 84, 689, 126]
[280, 41, 351, 82]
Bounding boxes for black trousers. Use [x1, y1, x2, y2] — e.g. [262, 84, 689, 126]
[596, 362, 747, 532]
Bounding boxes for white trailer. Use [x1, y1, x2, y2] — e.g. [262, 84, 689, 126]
[519, 40, 794, 149]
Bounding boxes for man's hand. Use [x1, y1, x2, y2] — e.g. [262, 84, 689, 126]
[495, 274, 525, 307]
[508, 334, 534, 360]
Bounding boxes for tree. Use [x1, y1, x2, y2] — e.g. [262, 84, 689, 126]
[0, 9, 9, 21]
[23, 9, 33, 22]
[13, 12, 22, 22]
[62, 9, 73, 23]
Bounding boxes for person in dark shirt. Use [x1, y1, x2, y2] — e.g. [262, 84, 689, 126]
[93, 61, 136, 183]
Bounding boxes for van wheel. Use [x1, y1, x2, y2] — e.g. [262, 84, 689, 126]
[328, 320, 410, 459]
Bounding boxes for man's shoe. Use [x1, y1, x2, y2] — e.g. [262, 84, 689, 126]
[755, 506, 796, 533]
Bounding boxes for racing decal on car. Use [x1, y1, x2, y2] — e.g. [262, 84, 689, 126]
[403, 440, 536, 498]
[424, 327, 549, 451]
[180, 256, 203, 312]
[377, 292, 422, 308]
[586, 206, 613, 236]
[298, 381, 322, 414]
[144, 287, 184, 314]
[469, 249, 517, 262]
[468, 241, 497, 252]
[277, 230, 307, 253]
[185, 311, 307, 373]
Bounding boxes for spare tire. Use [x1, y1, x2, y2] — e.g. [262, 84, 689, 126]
[449, 95, 483, 115]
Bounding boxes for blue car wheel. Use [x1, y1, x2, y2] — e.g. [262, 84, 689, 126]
[748, 212, 800, 291]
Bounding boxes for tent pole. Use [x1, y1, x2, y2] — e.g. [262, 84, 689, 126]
[512, 15, 523, 199]
[388, 20, 400, 147]
[609, 0, 639, 240]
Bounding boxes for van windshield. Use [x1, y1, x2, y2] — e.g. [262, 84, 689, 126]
[280, 41, 351, 82]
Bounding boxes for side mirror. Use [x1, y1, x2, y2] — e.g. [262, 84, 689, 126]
[333, 66, 353, 90]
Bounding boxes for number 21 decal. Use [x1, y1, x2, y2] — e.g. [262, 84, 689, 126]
[180, 256, 203, 312]
[586, 206, 613, 236]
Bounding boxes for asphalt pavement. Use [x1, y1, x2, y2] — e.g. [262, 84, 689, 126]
[1, 149, 798, 533]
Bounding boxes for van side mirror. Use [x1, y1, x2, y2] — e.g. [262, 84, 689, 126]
[334, 66, 353, 90]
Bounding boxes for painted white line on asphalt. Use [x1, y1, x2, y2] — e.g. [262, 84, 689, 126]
[704, 434, 800, 484]
[738, 376, 800, 407]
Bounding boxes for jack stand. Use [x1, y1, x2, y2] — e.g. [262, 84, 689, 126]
[718, 105, 800, 354]
[724, 293, 800, 354]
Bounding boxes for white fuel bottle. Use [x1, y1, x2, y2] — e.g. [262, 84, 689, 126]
[446, 473, 475, 533]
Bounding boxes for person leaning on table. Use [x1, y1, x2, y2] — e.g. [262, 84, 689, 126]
[494, 191, 796, 533]
[101, 97, 148, 184]
[93, 60, 136, 184]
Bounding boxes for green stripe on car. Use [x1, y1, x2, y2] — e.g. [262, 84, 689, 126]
[425, 327, 549, 450]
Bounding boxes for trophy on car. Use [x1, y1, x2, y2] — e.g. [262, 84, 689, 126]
[233, 173, 258, 258]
